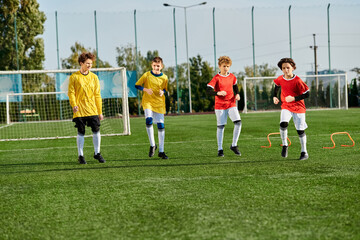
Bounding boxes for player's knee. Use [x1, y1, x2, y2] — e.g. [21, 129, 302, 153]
[297, 130, 305, 137]
[280, 122, 288, 129]
[217, 125, 225, 129]
[157, 123, 165, 129]
[91, 126, 100, 133]
[146, 117, 153, 126]
[233, 120, 241, 126]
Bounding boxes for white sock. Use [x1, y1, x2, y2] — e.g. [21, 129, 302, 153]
[299, 134, 307, 153]
[217, 126, 225, 150]
[93, 131, 101, 154]
[280, 128, 288, 146]
[232, 121, 242, 147]
[77, 133, 84, 156]
[146, 125, 155, 147]
[158, 128, 165, 152]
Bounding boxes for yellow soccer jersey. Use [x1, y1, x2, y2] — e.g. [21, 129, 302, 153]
[136, 71, 168, 114]
[68, 71, 102, 118]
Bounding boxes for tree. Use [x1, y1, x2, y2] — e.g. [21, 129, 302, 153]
[0, 0, 46, 70]
[189, 55, 214, 112]
[62, 42, 112, 69]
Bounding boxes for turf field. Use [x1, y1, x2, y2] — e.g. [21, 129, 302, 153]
[1, 109, 359, 239]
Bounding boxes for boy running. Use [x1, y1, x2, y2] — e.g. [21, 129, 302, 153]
[68, 52, 105, 164]
[135, 57, 169, 159]
[273, 58, 309, 160]
[207, 56, 242, 157]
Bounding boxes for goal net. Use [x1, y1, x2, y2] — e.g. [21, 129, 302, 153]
[0, 68, 130, 141]
[242, 74, 348, 113]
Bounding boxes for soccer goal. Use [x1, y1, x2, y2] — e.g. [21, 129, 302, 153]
[242, 73, 348, 113]
[0, 68, 130, 141]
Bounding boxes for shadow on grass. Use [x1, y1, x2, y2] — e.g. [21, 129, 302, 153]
[1, 156, 299, 175]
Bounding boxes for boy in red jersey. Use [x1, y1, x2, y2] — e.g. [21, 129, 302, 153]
[207, 56, 241, 157]
[273, 58, 309, 160]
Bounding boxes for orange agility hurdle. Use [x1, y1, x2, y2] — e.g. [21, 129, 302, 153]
[323, 132, 355, 149]
[261, 132, 291, 148]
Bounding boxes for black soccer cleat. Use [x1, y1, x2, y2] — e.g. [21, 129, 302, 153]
[230, 145, 241, 156]
[149, 145, 157, 157]
[158, 152, 168, 159]
[78, 155, 87, 164]
[94, 152, 106, 163]
[281, 146, 288, 158]
[299, 152, 309, 161]
[218, 149, 224, 157]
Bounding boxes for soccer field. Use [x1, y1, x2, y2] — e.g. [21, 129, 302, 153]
[1, 109, 359, 239]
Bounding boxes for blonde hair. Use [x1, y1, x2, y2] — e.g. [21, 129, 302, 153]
[218, 56, 232, 66]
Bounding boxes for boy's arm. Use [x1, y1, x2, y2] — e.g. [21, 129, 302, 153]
[94, 76, 103, 116]
[206, 86, 218, 96]
[273, 85, 280, 97]
[68, 76, 77, 109]
[233, 84, 239, 95]
[294, 91, 310, 101]
[135, 85, 144, 91]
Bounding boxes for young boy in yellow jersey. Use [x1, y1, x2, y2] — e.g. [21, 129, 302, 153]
[135, 57, 169, 159]
[68, 52, 105, 164]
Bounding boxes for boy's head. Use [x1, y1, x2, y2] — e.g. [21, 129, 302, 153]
[218, 56, 232, 67]
[218, 56, 232, 75]
[151, 56, 163, 74]
[277, 58, 296, 70]
[78, 52, 96, 65]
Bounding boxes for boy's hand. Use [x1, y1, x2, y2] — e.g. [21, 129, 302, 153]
[217, 91, 227, 96]
[99, 114, 104, 120]
[159, 89, 164, 97]
[285, 95, 295, 103]
[235, 94, 240, 101]
[144, 88, 153, 95]
[73, 106, 79, 113]
[273, 97, 279, 104]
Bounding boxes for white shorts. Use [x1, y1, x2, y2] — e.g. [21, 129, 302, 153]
[215, 107, 241, 126]
[144, 109, 164, 124]
[280, 109, 308, 130]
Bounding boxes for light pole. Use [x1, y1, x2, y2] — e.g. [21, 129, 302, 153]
[163, 2, 207, 113]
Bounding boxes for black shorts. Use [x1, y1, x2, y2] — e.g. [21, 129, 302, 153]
[73, 115, 101, 134]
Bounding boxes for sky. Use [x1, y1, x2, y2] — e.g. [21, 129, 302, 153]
[36, 0, 360, 81]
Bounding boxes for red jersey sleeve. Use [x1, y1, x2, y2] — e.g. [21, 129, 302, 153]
[273, 76, 281, 86]
[297, 78, 309, 94]
[207, 75, 218, 90]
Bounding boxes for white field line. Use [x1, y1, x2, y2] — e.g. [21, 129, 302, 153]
[1, 132, 359, 153]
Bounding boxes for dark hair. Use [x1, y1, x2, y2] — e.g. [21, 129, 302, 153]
[277, 58, 296, 70]
[152, 56, 163, 64]
[78, 52, 96, 65]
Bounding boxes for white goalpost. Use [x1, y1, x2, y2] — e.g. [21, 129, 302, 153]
[242, 73, 348, 113]
[0, 68, 130, 141]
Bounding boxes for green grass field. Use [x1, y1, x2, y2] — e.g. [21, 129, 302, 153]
[1, 109, 360, 239]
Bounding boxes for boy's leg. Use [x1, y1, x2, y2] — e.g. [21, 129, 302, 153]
[215, 109, 227, 156]
[154, 112, 168, 159]
[74, 117, 86, 164]
[294, 113, 309, 160]
[228, 107, 241, 155]
[280, 110, 292, 157]
[145, 109, 156, 157]
[154, 112, 165, 151]
[90, 116, 105, 163]
[228, 107, 241, 146]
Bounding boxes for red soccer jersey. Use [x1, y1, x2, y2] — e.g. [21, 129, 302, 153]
[273, 75, 309, 113]
[207, 73, 237, 110]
